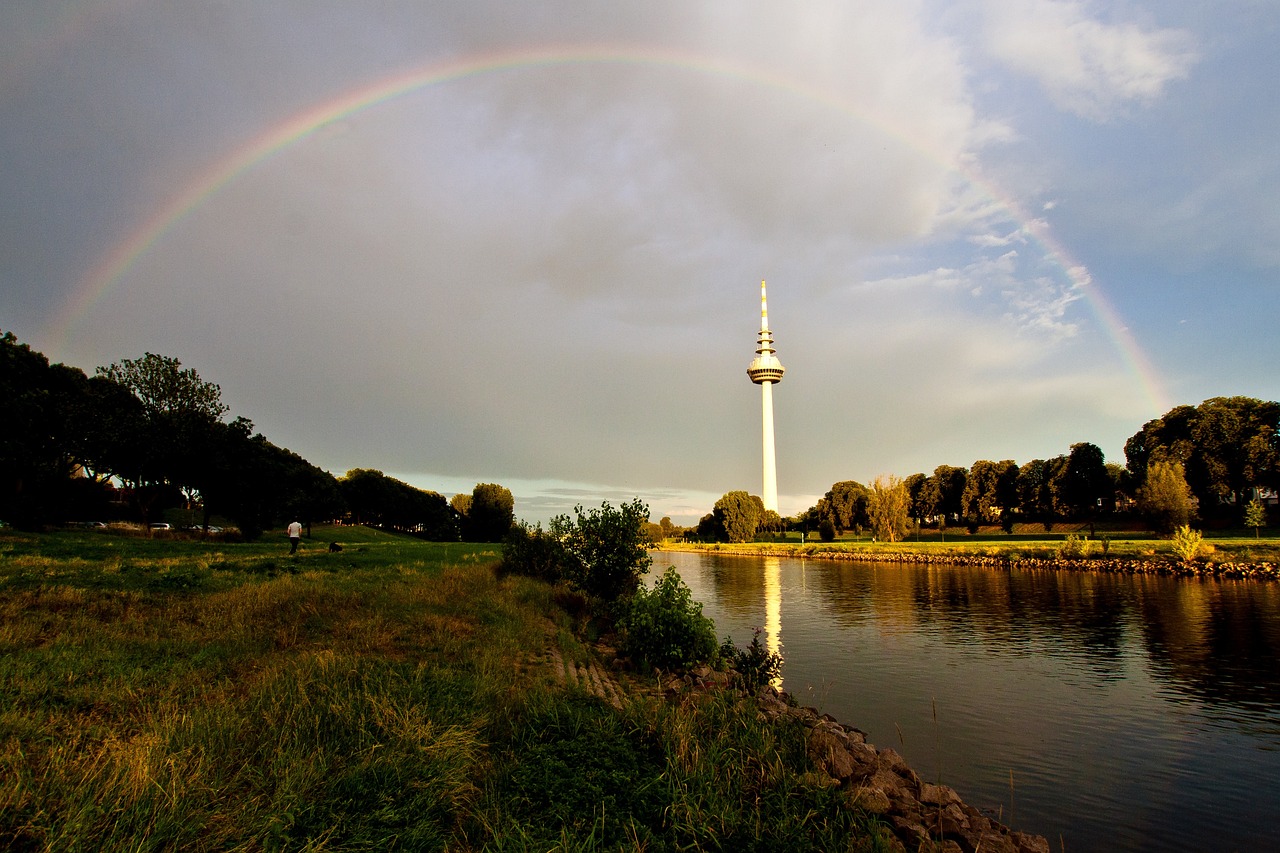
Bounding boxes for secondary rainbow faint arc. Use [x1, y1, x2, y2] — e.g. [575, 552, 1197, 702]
[56, 43, 1169, 413]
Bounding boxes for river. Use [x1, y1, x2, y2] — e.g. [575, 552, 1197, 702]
[656, 550, 1280, 852]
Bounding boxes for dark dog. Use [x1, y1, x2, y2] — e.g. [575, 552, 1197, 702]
[328, 541, 343, 553]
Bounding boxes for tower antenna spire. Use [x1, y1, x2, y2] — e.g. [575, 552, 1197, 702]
[747, 280, 785, 513]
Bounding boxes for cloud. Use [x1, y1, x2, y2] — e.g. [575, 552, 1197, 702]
[981, 0, 1197, 120]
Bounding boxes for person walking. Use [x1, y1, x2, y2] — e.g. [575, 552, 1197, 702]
[287, 519, 302, 554]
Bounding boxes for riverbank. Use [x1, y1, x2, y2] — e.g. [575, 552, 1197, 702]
[1, 526, 1048, 851]
[657, 539, 1280, 580]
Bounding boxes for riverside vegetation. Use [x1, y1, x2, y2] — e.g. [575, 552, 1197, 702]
[3, 522, 928, 852]
[665, 524, 1280, 581]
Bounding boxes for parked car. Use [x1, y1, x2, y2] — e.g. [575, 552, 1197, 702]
[149, 522, 171, 530]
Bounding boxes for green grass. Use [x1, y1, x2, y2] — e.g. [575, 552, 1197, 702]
[1, 526, 895, 852]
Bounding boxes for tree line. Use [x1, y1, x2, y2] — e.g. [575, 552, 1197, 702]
[698, 396, 1278, 543]
[0, 332, 514, 540]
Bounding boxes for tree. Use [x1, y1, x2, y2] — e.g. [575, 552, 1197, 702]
[867, 475, 911, 542]
[97, 353, 228, 421]
[469, 482, 515, 542]
[758, 509, 783, 536]
[713, 491, 761, 543]
[1192, 397, 1280, 507]
[96, 353, 230, 521]
[337, 469, 456, 538]
[995, 460, 1021, 532]
[1050, 443, 1111, 521]
[931, 465, 967, 526]
[1244, 498, 1267, 538]
[1126, 398, 1280, 519]
[0, 333, 80, 526]
[904, 473, 928, 526]
[824, 481, 870, 534]
[1138, 460, 1196, 534]
[1016, 459, 1050, 523]
[961, 460, 1012, 530]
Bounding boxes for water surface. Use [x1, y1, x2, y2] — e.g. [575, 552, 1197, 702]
[658, 550, 1280, 852]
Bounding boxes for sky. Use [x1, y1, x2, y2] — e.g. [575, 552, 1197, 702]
[3, 1, 1278, 525]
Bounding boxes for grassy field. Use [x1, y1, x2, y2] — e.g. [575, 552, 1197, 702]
[0, 526, 895, 852]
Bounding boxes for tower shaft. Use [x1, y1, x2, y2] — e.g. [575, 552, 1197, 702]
[761, 378, 778, 512]
[747, 280, 784, 513]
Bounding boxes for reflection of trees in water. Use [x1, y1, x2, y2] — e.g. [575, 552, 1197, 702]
[807, 563, 1131, 673]
[1136, 578, 1280, 714]
[696, 553, 1280, 716]
[701, 554, 771, 618]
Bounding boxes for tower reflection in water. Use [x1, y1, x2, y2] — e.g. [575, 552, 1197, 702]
[764, 556, 783, 688]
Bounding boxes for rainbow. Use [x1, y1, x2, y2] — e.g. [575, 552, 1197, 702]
[51, 43, 1169, 413]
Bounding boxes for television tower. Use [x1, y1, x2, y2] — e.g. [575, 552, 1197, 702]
[747, 280, 785, 513]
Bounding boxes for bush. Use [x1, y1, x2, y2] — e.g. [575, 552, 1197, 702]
[1057, 533, 1093, 559]
[617, 567, 720, 671]
[721, 628, 783, 694]
[1172, 524, 1204, 562]
[500, 522, 567, 582]
[554, 499, 652, 604]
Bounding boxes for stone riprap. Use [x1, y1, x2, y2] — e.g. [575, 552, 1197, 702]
[751, 684, 1050, 853]
[549, 643, 1053, 853]
[664, 543, 1280, 581]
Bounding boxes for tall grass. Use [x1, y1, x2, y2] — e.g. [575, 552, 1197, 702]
[3, 527, 893, 851]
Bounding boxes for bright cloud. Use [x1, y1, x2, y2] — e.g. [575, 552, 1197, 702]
[982, 0, 1197, 120]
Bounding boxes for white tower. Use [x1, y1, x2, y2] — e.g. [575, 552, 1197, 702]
[746, 281, 785, 512]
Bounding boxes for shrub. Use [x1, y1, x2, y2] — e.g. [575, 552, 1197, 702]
[553, 500, 652, 604]
[500, 522, 567, 582]
[1057, 533, 1093, 559]
[1172, 525, 1204, 562]
[721, 628, 783, 694]
[617, 567, 720, 671]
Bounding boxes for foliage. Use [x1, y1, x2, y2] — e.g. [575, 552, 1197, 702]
[962, 460, 1017, 526]
[1126, 397, 1280, 518]
[1245, 498, 1267, 538]
[97, 352, 229, 421]
[1172, 524, 1204, 562]
[1050, 442, 1112, 519]
[0, 333, 357, 535]
[1138, 460, 1197, 534]
[722, 627, 784, 694]
[713, 490, 761, 543]
[551, 499, 652, 603]
[468, 482, 515, 542]
[867, 474, 911, 542]
[1057, 533, 1094, 559]
[500, 520, 567, 582]
[617, 567, 721, 671]
[819, 480, 870, 534]
[1016, 458, 1054, 525]
[339, 468, 456, 539]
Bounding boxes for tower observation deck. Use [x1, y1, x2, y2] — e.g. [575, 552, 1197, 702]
[747, 281, 784, 512]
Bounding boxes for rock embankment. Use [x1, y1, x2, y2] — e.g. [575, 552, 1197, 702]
[550, 642, 1051, 851]
[663, 543, 1280, 581]
[671, 667, 1050, 853]
[761, 689, 1048, 853]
